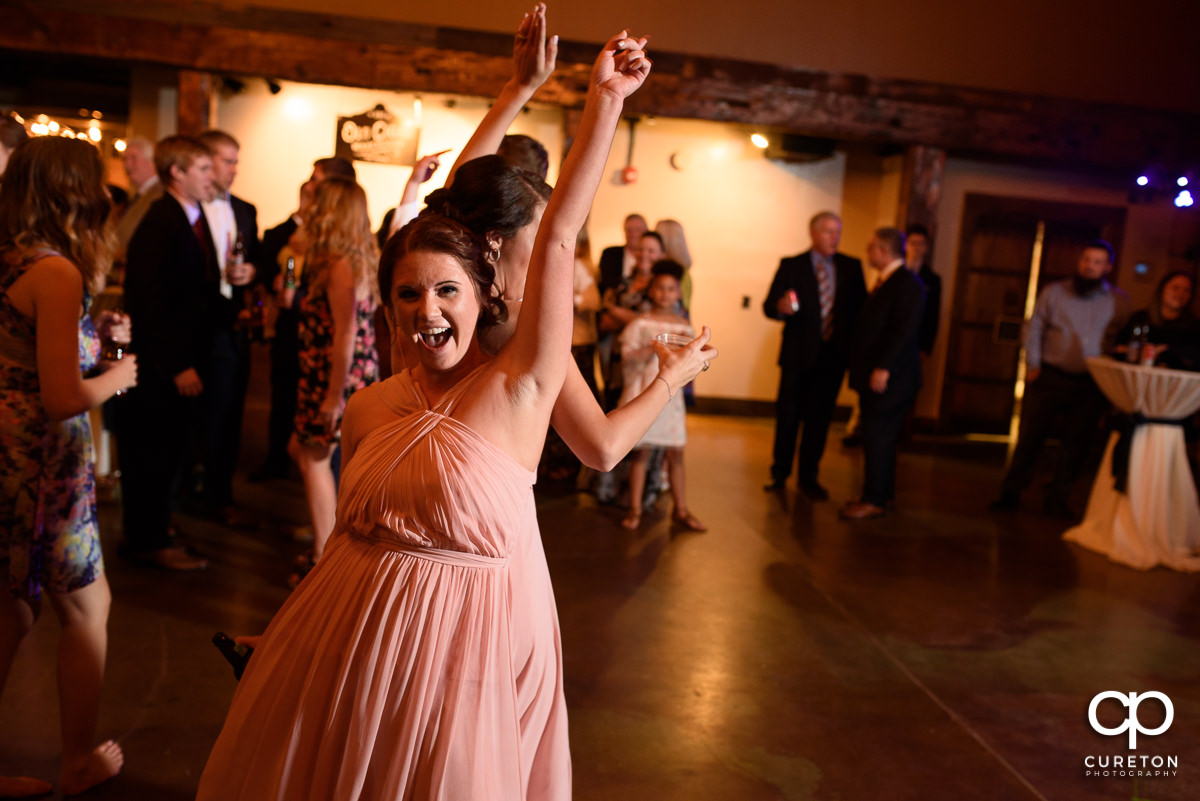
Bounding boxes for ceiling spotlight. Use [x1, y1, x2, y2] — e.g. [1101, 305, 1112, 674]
[751, 133, 769, 149]
[1178, 176, 1189, 187]
[1176, 190, 1194, 208]
[1136, 175, 1149, 187]
[114, 139, 127, 152]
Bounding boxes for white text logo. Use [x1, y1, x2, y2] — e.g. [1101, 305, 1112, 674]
[1088, 691, 1173, 749]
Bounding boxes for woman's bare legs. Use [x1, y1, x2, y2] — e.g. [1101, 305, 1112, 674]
[665, 446, 705, 531]
[290, 434, 337, 559]
[0, 594, 53, 796]
[48, 576, 123, 795]
[622, 448, 652, 529]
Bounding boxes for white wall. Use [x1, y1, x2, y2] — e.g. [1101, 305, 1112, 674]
[213, 79, 563, 232]
[587, 118, 845, 402]
[216, 83, 845, 403]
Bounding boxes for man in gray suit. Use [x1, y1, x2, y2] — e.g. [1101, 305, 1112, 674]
[115, 136, 163, 259]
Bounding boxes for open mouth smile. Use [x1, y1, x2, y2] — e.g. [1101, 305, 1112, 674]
[418, 327, 451, 349]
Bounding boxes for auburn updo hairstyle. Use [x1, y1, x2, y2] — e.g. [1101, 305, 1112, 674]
[378, 213, 508, 329]
[422, 155, 551, 242]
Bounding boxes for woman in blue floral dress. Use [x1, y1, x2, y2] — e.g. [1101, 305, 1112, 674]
[0, 137, 138, 795]
[290, 176, 379, 576]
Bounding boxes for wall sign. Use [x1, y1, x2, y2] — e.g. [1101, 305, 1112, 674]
[335, 104, 418, 166]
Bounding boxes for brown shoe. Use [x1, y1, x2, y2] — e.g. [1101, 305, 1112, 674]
[218, 505, 256, 529]
[147, 547, 208, 571]
[839, 502, 886, 520]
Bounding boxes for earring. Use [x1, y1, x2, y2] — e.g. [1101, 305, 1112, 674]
[487, 247, 500, 265]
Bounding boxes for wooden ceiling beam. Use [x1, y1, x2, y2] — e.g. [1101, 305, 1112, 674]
[3, 1, 1197, 171]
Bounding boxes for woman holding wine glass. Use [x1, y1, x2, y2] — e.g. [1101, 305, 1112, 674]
[0, 136, 137, 796]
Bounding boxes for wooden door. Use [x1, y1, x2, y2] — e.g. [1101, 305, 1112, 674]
[940, 194, 1126, 435]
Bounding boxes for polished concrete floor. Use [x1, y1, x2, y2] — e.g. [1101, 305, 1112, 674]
[3, 355, 1199, 800]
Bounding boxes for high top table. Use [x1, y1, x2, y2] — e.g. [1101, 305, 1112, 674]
[1063, 357, 1200, 571]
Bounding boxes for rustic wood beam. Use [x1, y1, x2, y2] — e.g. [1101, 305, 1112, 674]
[176, 70, 214, 136]
[3, 1, 1198, 171]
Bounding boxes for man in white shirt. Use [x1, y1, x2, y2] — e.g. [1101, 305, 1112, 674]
[198, 130, 260, 523]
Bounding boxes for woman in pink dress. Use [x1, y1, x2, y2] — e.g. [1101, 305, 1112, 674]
[197, 31, 652, 801]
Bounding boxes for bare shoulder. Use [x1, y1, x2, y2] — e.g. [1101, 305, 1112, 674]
[5, 253, 82, 315]
[21, 253, 80, 284]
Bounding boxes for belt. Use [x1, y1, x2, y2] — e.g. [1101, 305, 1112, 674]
[1111, 413, 1188, 493]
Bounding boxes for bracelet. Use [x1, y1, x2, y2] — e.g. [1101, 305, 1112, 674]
[655, 375, 674, 401]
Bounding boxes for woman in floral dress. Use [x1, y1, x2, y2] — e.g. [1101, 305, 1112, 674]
[290, 176, 379, 578]
[0, 137, 137, 796]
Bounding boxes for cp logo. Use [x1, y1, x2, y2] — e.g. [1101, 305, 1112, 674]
[1088, 691, 1173, 749]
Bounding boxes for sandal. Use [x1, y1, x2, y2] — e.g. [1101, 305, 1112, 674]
[672, 511, 707, 532]
[621, 511, 642, 530]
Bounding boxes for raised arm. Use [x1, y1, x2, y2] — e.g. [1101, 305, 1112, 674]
[446, 3, 558, 182]
[388, 151, 451, 238]
[502, 32, 651, 395]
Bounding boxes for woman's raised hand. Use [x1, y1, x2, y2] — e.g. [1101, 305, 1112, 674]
[513, 3, 558, 90]
[592, 31, 652, 99]
[653, 326, 718, 395]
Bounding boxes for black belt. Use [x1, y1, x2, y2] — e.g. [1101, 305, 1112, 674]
[1111, 412, 1188, 493]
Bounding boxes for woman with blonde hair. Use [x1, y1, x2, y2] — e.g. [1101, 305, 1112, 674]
[572, 224, 602, 398]
[289, 176, 379, 581]
[0, 137, 137, 796]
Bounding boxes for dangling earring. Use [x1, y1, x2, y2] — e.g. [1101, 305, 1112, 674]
[486, 246, 500, 265]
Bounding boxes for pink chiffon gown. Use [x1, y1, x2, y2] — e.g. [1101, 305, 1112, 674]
[196, 366, 571, 800]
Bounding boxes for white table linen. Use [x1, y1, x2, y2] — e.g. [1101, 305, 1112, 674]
[1064, 358, 1200, 571]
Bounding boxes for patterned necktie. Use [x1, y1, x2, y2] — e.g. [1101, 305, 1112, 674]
[816, 257, 834, 341]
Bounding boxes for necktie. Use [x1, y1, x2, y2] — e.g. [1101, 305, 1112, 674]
[192, 215, 208, 253]
[816, 258, 834, 341]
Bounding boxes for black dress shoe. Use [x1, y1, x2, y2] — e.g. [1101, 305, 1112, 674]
[1042, 496, 1077, 521]
[248, 463, 288, 483]
[798, 479, 829, 501]
[988, 492, 1019, 512]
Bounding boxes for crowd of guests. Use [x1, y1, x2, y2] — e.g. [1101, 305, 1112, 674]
[762, 215, 1198, 524]
[0, 6, 721, 795]
[2, 1, 1196, 795]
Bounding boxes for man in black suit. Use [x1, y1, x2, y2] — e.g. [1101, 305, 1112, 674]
[763, 211, 866, 500]
[117, 135, 218, 570]
[198, 130, 259, 521]
[841, 227, 926, 520]
[597, 213, 647, 298]
[594, 212, 647, 409]
[905, 224, 942, 357]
